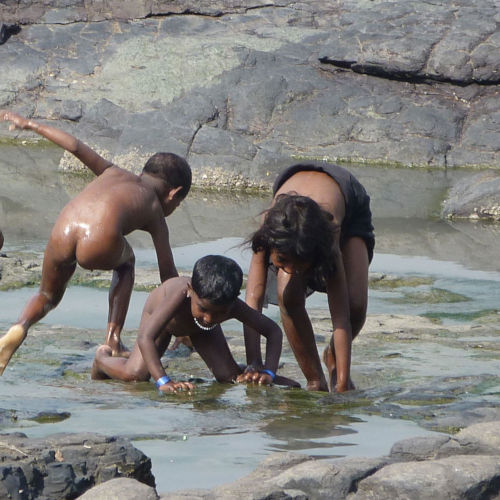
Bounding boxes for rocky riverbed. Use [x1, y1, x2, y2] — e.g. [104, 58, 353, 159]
[1, 0, 499, 186]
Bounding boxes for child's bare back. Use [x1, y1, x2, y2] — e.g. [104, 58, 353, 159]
[0, 110, 191, 375]
[53, 166, 167, 270]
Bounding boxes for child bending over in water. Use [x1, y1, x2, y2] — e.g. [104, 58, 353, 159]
[92, 255, 299, 392]
[0, 110, 191, 374]
[241, 162, 374, 393]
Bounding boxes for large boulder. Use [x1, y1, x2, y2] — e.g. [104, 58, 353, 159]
[0, 0, 499, 180]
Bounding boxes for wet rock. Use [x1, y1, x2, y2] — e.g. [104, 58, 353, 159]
[442, 171, 500, 221]
[0, 432, 155, 499]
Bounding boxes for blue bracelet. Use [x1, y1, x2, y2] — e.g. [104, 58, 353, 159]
[261, 369, 276, 381]
[155, 375, 171, 388]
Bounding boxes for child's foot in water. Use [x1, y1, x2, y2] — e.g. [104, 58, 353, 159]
[91, 345, 113, 380]
[0, 324, 26, 375]
[322, 342, 355, 392]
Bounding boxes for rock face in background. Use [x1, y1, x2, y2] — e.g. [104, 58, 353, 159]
[0, 0, 499, 191]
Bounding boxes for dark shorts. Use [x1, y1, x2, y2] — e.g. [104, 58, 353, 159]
[265, 162, 375, 305]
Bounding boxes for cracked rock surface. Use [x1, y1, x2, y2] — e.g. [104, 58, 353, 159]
[1, 0, 499, 185]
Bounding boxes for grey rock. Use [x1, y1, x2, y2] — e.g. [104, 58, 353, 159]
[390, 435, 452, 462]
[78, 477, 159, 500]
[351, 455, 500, 500]
[442, 171, 500, 221]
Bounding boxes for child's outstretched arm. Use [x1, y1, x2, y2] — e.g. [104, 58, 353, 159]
[1, 110, 112, 176]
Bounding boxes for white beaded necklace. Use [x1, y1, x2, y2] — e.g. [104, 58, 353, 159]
[193, 317, 218, 332]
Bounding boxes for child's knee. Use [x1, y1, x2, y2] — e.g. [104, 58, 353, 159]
[95, 344, 113, 360]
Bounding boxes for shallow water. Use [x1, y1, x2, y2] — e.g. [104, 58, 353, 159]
[1, 145, 499, 494]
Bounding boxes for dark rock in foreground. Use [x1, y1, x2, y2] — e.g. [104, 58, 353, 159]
[0, 432, 154, 499]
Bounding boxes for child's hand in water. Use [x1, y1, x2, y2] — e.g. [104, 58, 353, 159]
[158, 380, 195, 394]
[236, 367, 274, 386]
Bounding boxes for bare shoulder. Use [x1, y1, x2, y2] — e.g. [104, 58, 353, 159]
[157, 276, 190, 294]
[101, 165, 138, 181]
[147, 277, 190, 308]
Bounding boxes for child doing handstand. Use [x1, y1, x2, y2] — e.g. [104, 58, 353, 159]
[0, 110, 191, 374]
[92, 255, 299, 392]
[241, 162, 374, 393]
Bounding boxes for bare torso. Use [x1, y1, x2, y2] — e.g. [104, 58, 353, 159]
[142, 278, 205, 340]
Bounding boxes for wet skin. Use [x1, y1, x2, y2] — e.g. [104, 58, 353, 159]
[0, 111, 180, 374]
[245, 170, 370, 393]
[92, 276, 299, 393]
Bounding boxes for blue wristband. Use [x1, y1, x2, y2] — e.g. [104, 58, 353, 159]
[261, 369, 276, 381]
[155, 375, 171, 388]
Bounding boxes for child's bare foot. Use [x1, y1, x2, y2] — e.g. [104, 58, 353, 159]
[105, 332, 130, 358]
[91, 345, 112, 380]
[111, 343, 130, 358]
[0, 324, 26, 375]
[323, 344, 356, 392]
[168, 336, 194, 351]
[306, 379, 329, 391]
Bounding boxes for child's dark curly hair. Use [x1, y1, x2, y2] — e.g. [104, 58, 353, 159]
[191, 255, 243, 305]
[250, 194, 339, 287]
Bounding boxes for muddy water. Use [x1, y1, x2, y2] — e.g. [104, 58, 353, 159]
[1, 144, 499, 494]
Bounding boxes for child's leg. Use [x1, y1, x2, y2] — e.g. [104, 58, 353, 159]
[91, 344, 150, 381]
[190, 328, 241, 383]
[324, 236, 369, 390]
[0, 241, 76, 374]
[76, 234, 135, 357]
[106, 254, 135, 356]
[277, 271, 328, 391]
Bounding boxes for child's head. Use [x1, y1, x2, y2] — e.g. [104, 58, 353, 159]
[143, 152, 192, 200]
[250, 194, 338, 277]
[191, 255, 243, 305]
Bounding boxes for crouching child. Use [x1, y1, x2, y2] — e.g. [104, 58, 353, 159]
[92, 255, 299, 392]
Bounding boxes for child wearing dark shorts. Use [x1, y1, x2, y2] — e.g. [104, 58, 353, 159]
[241, 162, 374, 393]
